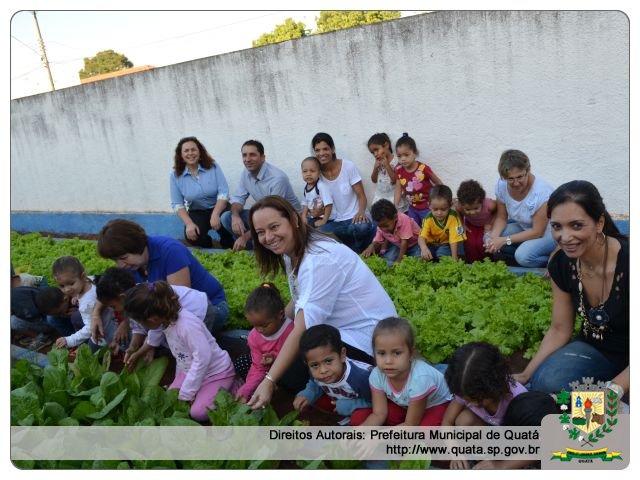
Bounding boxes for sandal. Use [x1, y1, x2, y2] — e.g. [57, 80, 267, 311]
[26, 334, 53, 352]
[17, 336, 34, 348]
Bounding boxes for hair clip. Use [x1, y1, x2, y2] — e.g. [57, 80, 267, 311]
[262, 283, 271, 288]
[148, 282, 155, 292]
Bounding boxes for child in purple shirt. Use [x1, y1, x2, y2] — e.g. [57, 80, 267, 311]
[442, 342, 527, 469]
[124, 281, 237, 422]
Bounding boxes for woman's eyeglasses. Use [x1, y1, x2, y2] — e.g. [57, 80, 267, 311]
[507, 172, 528, 184]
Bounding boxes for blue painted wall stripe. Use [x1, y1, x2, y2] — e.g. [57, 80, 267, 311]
[10, 212, 627, 241]
[10, 212, 187, 238]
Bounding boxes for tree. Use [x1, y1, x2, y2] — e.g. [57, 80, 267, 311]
[315, 10, 401, 34]
[252, 18, 308, 47]
[78, 50, 134, 80]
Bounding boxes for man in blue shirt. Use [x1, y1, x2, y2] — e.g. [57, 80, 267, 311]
[221, 140, 301, 251]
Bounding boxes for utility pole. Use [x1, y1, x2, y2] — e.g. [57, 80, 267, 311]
[32, 11, 55, 91]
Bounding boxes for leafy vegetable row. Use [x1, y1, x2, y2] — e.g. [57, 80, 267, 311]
[11, 232, 555, 362]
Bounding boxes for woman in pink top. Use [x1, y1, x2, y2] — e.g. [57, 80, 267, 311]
[124, 281, 237, 422]
[455, 180, 497, 263]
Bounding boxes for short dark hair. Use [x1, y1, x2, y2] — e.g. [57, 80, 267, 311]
[299, 324, 343, 357]
[96, 267, 136, 302]
[301, 156, 320, 168]
[444, 342, 513, 403]
[242, 139, 264, 155]
[34, 287, 66, 315]
[429, 184, 453, 205]
[244, 282, 285, 318]
[371, 199, 398, 222]
[503, 391, 560, 426]
[456, 180, 486, 205]
[97, 219, 148, 259]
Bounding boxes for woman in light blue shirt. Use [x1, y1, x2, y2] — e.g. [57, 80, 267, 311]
[169, 137, 234, 248]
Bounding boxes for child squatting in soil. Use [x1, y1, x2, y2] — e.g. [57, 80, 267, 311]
[293, 324, 372, 421]
[124, 281, 238, 422]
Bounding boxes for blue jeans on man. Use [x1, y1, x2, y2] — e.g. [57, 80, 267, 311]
[220, 210, 253, 250]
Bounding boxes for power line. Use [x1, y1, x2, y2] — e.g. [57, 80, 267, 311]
[11, 35, 41, 56]
[124, 12, 283, 49]
[11, 65, 45, 80]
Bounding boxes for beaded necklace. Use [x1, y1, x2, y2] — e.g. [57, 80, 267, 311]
[576, 236, 609, 341]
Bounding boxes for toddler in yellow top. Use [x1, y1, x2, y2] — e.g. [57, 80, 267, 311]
[418, 185, 466, 261]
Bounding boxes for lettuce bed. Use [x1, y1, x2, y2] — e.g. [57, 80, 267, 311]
[11, 232, 553, 362]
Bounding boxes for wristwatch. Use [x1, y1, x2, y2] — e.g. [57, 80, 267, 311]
[506, 236, 512, 246]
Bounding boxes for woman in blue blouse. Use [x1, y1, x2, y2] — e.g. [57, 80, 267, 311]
[169, 137, 234, 248]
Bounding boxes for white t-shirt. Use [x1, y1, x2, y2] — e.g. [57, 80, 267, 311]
[65, 284, 97, 348]
[302, 183, 334, 218]
[319, 159, 366, 222]
[495, 176, 554, 230]
[372, 156, 407, 211]
[285, 237, 397, 355]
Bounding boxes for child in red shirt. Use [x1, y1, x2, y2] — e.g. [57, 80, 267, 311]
[394, 133, 443, 226]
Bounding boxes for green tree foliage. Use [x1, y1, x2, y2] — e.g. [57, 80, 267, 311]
[78, 49, 134, 80]
[252, 17, 308, 47]
[315, 10, 401, 34]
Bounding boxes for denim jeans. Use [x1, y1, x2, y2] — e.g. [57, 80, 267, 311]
[220, 209, 253, 250]
[500, 223, 557, 268]
[47, 311, 83, 336]
[382, 243, 422, 266]
[203, 301, 229, 334]
[11, 312, 81, 337]
[427, 242, 465, 260]
[529, 340, 621, 393]
[11, 315, 54, 334]
[318, 219, 377, 253]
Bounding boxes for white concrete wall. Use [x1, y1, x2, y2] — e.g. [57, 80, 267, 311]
[10, 11, 629, 215]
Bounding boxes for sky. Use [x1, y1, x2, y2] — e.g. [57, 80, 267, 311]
[9, 9, 425, 99]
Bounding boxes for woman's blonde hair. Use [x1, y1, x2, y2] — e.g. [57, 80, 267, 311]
[498, 149, 530, 179]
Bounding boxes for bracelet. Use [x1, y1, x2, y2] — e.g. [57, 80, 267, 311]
[264, 373, 277, 388]
[605, 381, 624, 399]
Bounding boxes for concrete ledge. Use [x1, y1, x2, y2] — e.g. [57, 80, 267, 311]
[11, 212, 187, 238]
[614, 219, 630, 236]
[506, 219, 629, 277]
